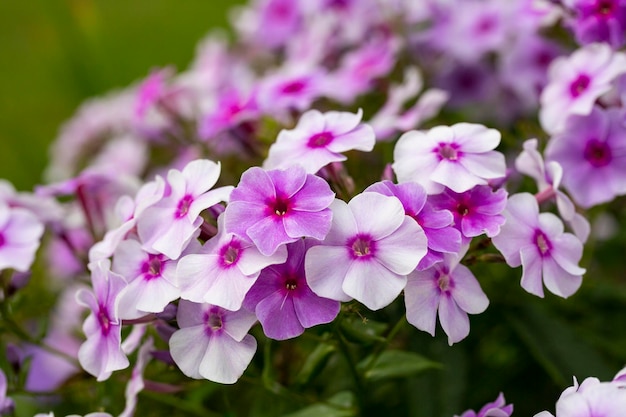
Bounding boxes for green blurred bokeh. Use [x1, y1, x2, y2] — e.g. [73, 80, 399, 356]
[0, 0, 239, 190]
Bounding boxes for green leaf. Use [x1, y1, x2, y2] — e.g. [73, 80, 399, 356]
[294, 343, 336, 387]
[357, 350, 440, 382]
[281, 391, 357, 417]
[508, 304, 615, 386]
[339, 317, 387, 344]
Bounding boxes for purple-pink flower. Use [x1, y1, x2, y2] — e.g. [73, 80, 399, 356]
[76, 260, 129, 381]
[305, 192, 428, 310]
[177, 214, 287, 311]
[563, 0, 626, 49]
[491, 193, 586, 298]
[364, 180, 461, 270]
[534, 374, 626, 417]
[244, 239, 340, 340]
[429, 185, 507, 243]
[455, 392, 513, 417]
[0, 202, 44, 273]
[404, 250, 489, 345]
[539, 43, 626, 134]
[393, 123, 506, 194]
[137, 159, 232, 260]
[545, 106, 626, 208]
[264, 108, 375, 174]
[169, 301, 257, 384]
[224, 165, 334, 256]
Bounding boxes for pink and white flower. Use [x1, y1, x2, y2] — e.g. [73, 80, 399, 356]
[169, 301, 257, 384]
[76, 260, 129, 381]
[177, 214, 287, 311]
[305, 192, 428, 310]
[392, 123, 506, 194]
[404, 249, 489, 345]
[491, 193, 586, 298]
[539, 43, 626, 134]
[264, 108, 375, 174]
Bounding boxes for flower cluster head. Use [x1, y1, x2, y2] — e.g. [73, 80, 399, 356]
[13, 0, 626, 412]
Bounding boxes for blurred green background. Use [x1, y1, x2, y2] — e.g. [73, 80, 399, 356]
[0, 0, 239, 190]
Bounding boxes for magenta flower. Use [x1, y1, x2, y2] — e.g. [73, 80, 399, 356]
[76, 260, 129, 381]
[169, 301, 257, 384]
[429, 185, 507, 244]
[545, 106, 626, 208]
[539, 43, 626, 134]
[404, 250, 489, 345]
[0, 202, 44, 272]
[224, 165, 334, 256]
[323, 37, 398, 104]
[455, 392, 513, 417]
[264, 108, 375, 174]
[112, 239, 180, 320]
[563, 0, 626, 49]
[244, 239, 340, 340]
[305, 192, 428, 310]
[177, 214, 287, 311]
[393, 123, 506, 194]
[256, 65, 326, 119]
[137, 159, 232, 260]
[491, 193, 586, 298]
[364, 180, 461, 270]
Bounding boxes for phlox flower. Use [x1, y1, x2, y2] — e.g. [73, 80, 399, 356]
[364, 180, 461, 270]
[404, 249, 489, 345]
[263, 108, 375, 174]
[516, 138, 590, 242]
[89, 175, 166, 262]
[244, 239, 340, 340]
[224, 165, 334, 256]
[368, 67, 449, 141]
[137, 159, 232, 260]
[112, 239, 180, 319]
[545, 106, 626, 208]
[177, 214, 287, 311]
[305, 192, 427, 310]
[539, 43, 626, 134]
[455, 392, 513, 417]
[563, 0, 626, 49]
[429, 185, 507, 244]
[323, 37, 398, 104]
[392, 123, 506, 194]
[0, 369, 13, 415]
[534, 375, 626, 417]
[169, 301, 257, 384]
[256, 65, 326, 120]
[491, 193, 586, 298]
[425, 0, 510, 63]
[0, 202, 44, 272]
[76, 260, 129, 381]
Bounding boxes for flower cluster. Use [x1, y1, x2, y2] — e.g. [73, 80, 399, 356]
[2, 0, 626, 416]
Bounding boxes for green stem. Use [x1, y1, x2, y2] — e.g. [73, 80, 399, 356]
[334, 325, 364, 399]
[363, 315, 407, 372]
